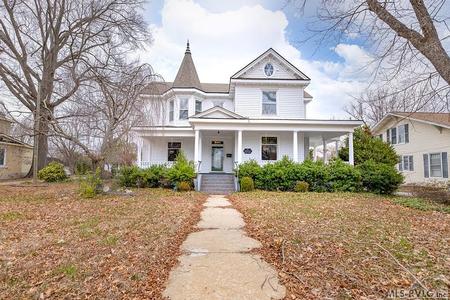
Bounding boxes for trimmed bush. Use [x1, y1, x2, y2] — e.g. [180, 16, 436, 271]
[38, 162, 68, 182]
[295, 160, 331, 192]
[357, 160, 404, 194]
[176, 181, 192, 192]
[240, 176, 255, 192]
[328, 160, 362, 192]
[79, 168, 102, 198]
[294, 181, 309, 192]
[255, 156, 298, 191]
[237, 160, 261, 180]
[166, 152, 196, 186]
[117, 165, 141, 187]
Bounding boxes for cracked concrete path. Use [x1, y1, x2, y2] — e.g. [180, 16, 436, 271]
[163, 195, 286, 300]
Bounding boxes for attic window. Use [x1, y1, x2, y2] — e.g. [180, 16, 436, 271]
[264, 63, 274, 77]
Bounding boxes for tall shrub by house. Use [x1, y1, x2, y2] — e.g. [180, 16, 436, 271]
[339, 126, 398, 166]
[166, 151, 196, 187]
[38, 162, 68, 182]
[357, 160, 404, 194]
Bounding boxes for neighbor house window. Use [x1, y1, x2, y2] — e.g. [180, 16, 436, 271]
[195, 99, 202, 114]
[169, 100, 174, 121]
[429, 153, 443, 177]
[0, 148, 5, 166]
[424, 152, 448, 178]
[261, 137, 277, 160]
[262, 91, 276, 115]
[398, 155, 413, 171]
[179, 98, 188, 120]
[168, 142, 181, 161]
[387, 124, 408, 144]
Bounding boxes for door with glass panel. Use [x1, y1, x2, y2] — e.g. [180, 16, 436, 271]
[211, 146, 224, 172]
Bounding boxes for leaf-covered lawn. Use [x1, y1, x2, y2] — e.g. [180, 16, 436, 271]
[0, 182, 206, 299]
[230, 192, 450, 299]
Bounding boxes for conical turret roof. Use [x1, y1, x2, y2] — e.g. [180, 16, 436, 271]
[173, 41, 202, 89]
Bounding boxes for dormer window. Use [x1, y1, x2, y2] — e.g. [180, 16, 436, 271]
[264, 63, 274, 77]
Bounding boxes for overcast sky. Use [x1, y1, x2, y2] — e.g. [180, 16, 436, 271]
[136, 0, 374, 119]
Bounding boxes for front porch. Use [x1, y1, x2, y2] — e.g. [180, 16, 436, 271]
[135, 127, 356, 173]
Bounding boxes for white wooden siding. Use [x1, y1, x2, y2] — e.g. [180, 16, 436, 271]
[234, 85, 305, 119]
[240, 56, 297, 79]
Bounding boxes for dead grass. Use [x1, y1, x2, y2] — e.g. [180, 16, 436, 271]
[0, 182, 207, 299]
[230, 191, 450, 299]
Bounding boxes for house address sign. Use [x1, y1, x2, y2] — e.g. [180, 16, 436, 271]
[243, 148, 252, 154]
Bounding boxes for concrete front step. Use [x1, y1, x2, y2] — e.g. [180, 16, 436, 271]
[200, 174, 236, 193]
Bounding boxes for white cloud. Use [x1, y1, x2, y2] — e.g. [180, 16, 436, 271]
[136, 0, 370, 119]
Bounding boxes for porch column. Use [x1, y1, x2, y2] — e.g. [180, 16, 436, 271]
[335, 140, 339, 157]
[237, 130, 243, 164]
[349, 132, 354, 165]
[292, 131, 298, 162]
[322, 137, 327, 163]
[194, 129, 200, 163]
[136, 137, 142, 167]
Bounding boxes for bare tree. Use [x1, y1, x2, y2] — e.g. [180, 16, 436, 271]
[50, 59, 157, 171]
[294, 0, 450, 112]
[0, 0, 149, 179]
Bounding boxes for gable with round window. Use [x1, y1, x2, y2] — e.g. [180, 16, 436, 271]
[264, 63, 274, 77]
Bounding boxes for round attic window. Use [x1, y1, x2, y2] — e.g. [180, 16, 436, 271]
[264, 63, 274, 77]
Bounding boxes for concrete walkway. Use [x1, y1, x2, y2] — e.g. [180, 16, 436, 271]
[163, 195, 286, 300]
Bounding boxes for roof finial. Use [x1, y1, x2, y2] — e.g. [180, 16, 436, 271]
[186, 39, 190, 54]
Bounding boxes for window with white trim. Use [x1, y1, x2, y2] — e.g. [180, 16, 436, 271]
[169, 100, 174, 121]
[168, 142, 181, 161]
[195, 99, 202, 114]
[0, 148, 5, 166]
[261, 137, 277, 160]
[398, 155, 413, 171]
[262, 91, 276, 115]
[429, 153, 442, 177]
[179, 98, 188, 120]
[387, 124, 409, 144]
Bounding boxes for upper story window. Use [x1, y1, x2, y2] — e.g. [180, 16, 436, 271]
[179, 98, 188, 120]
[195, 99, 202, 114]
[261, 137, 277, 160]
[0, 148, 5, 166]
[169, 100, 174, 121]
[264, 63, 274, 77]
[387, 124, 409, 144]
[262, 91, 276, 115]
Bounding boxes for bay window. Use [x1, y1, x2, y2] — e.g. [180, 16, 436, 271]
[179, 98, 188, 120]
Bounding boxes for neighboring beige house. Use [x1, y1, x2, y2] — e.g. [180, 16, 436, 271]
[372, 112, 450, 184]
[0, 116, 33, 180]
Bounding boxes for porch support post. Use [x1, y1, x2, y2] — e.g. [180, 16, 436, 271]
[349, 131, 354, 165]
[194, 129, 200, 163]
[322, 137, 327, 163]
[136, 137, 142, 168]
[292, 131, 298, 162]
[335, 140, 339, 157]
[237, 130, 243, 164]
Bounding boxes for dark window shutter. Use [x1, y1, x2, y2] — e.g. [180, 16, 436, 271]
[391, 127, 397, 144]
[387, 130, 391, 144]
[409, 156, 414, 171]
[423, 154, 429, 178]
[442, 152, 448, 178]
[404, 124, 409, 143]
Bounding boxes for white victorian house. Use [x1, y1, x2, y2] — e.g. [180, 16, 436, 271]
[132, 42, 362, 192]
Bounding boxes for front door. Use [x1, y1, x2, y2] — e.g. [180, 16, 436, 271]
[211, 146, 224, 171]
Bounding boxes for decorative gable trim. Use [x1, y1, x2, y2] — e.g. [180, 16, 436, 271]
[231, 48, 310, 81]
[190, 106, 246, 119]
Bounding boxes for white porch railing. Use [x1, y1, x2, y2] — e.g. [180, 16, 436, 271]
[139, 161, 174, 168]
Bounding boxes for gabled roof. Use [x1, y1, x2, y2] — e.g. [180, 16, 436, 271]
[190, 106, 246, 119]
[172, 41, 202, 89]
[0, 133, 32, 148]
[372, 112, 450, 132]
[231, 48, 310, 80]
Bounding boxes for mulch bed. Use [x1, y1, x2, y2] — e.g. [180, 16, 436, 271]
[0, 182, 207, 299]
[230, 191, 450, 299]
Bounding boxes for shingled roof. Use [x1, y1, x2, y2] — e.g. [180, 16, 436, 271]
[173, 41, 202, 89]
[392, 112, 450, 127]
